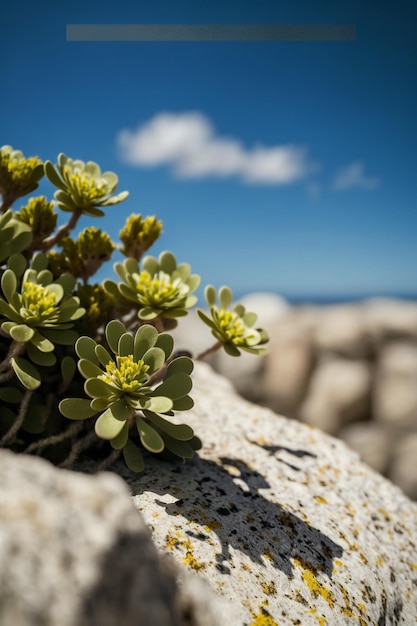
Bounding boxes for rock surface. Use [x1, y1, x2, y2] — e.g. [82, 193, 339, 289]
[114, 362, 417, 626]
[0, 448, 232, 626]
[187, 295, 417, 499]
[1, 362, 417, 625]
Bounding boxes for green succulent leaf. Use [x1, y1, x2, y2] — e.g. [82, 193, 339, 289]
[133, 324, 158, 361]
[118, 332, 134, 357]
[109, 399, 130, 421]
[44, 160, 68, 191]
[161, 433, 195, 459]
[11, 357, 41, 390]
[110, 422, 129, 450]
[26, 342, 56, 366]
[154, 373, 192, 400]
[136, 416, 164, 453]
[171, 395, 194, 411]
[95, 344, 113, 368]
[224, 342, 241, 357]
[31, 330, 55, 353]
[61, 356, 76, 385]
[7, 253, 26, 278]
[219, 285, 233, 309]
[123, 438, 145, 473]
[143, 395, 173, 413]
[42, 329, 78, 346]
[0, 301, 21, 323]
[106, 319, 127, 354]
[167, 356, 194, 376]
[75, 336, 99, 364]
[78, 358, 104, 379]
[0, 387, 23, 403]
[143, 410, 194, 441]
[84, 377, 114, 399]
[59, 397, 98, 419]
[142, 346, 165, 373]
[90, 397, 110, 412]
[95, 407, 125, 440]
[137, 307, 158, 321]
[155, 333, 174, 360]
[1, 269, 17, 303]
[205, 285, 217, 307]
[9, 323, 35, 343]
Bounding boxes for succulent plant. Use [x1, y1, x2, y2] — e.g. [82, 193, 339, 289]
[0, 252, 85, 388]
[197, 285, 269, 356]
[0, 144, 268, 476]
[104, 251, 200, 322]
[16, 196, 57, 250]
[0, 209, 33, 262]
[119, 213, 163, 261]
[44, 153, 129, 217]
[76, 283, 116, 335]
[59, 321, 200, 472]
[47, 227, 115, 282]
[0, 145, 44, 208]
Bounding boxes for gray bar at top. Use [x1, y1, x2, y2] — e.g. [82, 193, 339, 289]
[66, 24, 356, 42]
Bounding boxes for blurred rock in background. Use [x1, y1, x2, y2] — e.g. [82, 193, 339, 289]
[176, 295, 417, 500]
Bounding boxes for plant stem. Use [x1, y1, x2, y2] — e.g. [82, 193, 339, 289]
[195, 340, 223, 361]
[23, 421, 84, 455]
[0, 388, 33, 445]
[0, 340, 26, 374]
[41, 209, 82, 250]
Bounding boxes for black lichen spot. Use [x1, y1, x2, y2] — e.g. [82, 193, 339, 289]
[217, 506, 231, 516]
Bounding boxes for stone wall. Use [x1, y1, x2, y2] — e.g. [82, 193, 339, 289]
[172, 296, 417, 499]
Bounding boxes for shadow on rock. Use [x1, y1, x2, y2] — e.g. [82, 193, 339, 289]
[124, 453, 343, 580]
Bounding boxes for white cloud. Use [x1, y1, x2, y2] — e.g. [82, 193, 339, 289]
[117, 112, 314, 185]
[332, 161, 380, 190]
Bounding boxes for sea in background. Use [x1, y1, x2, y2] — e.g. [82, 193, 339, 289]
[234, 291, 417, 307]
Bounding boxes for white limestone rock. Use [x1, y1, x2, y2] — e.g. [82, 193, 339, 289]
[0, 449, 232, 626]
[390, 432, 417, 501]
[299, 358, 372, 434]
[314, 304, 370, 358]
[115, 362, 417, 626]
[374, 341, 417, 429]
[338, 422, 392, 475]
[364, 298, 417, 341]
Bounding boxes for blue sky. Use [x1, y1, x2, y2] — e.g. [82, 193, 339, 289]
[1, 0, 416, 300]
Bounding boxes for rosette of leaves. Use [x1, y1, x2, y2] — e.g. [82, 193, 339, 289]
[15, 196, 57, 251]
[197, 285, 269, 356]
[0, 145, 44, 208]
[76, 283, 116, 335]
[119, 214, 163, 261]
[44, 153, 129, 217]
[59, 320, 200, 472]
[0, 209, 33, 262]
[0, 252, 85, 389]
[104, 251, 200, 322]
[48, 228, 115, 282]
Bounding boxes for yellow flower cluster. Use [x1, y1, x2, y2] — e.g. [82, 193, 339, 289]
[217, 309, 246, 345]
[65, 169, 108, 203]
[21, 282, 57, 320]
[136, 270, 180, 306]
[99, 355, 150, 392]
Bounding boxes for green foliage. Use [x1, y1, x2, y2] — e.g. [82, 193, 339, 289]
[119, 214, 163, 261]
[0, 146, 44, 208]
[197, 285, 269, 356]
[0, 145, 268, 473]
[104, 251, 200, 325]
